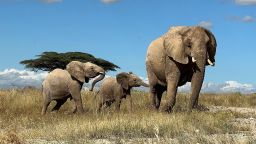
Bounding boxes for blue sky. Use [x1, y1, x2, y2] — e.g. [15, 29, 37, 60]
[0, 0, 255, 85]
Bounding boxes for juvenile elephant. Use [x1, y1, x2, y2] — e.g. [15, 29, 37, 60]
[97, 72, 148, 112]
[41, 61, 105, 115]
[146, 26, 217, 112]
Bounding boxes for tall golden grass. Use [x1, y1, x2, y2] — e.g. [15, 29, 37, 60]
[0, 88, 256, 143]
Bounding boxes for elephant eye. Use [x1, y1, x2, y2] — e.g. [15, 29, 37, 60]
[90, 66, 94, 70]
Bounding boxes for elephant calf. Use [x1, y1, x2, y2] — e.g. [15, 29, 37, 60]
[41, 61, 105, 115]
[97, 72, 148, 112]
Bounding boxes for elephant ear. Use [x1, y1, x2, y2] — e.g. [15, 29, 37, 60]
[116, 72, 129, 90]
[66, 61, 85, 83]
[163, 27, 190, 64]
[204, 29, 217, 65]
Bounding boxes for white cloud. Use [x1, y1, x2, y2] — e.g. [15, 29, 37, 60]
[101, 0, 119, 4]
[221, 81, 255, 93]
[179, 81, 256, 94]
[230, 15, 255, 23]
[198, 21, 213, 29]
[235, 0, 256, 5]
[41, 0, 63, 4]
[241, 15, 255, 22]
[0, 69, 48, 88]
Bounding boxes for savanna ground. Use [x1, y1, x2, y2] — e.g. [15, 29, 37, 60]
[0, 88, 256, 144]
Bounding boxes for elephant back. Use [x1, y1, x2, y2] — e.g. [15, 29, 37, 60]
[43, 69, 71, 95]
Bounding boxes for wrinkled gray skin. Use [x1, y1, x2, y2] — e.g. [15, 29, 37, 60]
[41, 61, 105, 115]
[97, 72, 149, 112]
[146, 26, 217, 112]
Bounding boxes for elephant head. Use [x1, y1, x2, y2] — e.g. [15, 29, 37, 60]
[163, 26, 216, 66]
[116, 72, 149, 90]
[66, 61, 105, 91]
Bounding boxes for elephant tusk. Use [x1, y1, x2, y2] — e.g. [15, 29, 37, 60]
[98, 72, 105, 75]
[192, 57, 196, 63]
[207, 59, 215, 66]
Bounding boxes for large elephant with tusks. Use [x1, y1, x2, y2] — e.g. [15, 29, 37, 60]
[146, 26, 217, 112]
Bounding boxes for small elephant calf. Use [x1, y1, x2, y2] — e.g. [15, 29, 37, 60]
[97, 72, 149, 112]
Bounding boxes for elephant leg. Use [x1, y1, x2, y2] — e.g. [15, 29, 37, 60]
[146, 64, 159, 110]
[97, 97, 107, 112]
[70, 81, 84, 113]
[149, 86, 158, 109]
[164, 58, 180, 113]
[41, 91, 51, 115]
[41, 99, 51, 115]
[165, 80, 179, 113]
[115, 99, 121, 112]
[155, 85, 166, 109]
[72, 95, 83, 113]
[98, 101, 103, 112]
[105, 100, 114, 108]
[156, 92, 163, 109]
[51, 98, 68, 112]
[69, 99, 77, 113]
[189, 65, 205, 111]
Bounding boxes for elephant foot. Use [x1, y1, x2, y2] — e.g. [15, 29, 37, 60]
[76, 108, 84, 114]
[164, 106, 174, 113]
[150, 105, 159, 112]
[150, 104, 156, 109]
[41, 111, 46, 115]
[64, 111, 71, 115]
[194, 104, 209, 111]
[50, 110, 58, 114]
[174, 105, 186, 112]
[188, 104, 209, 112]
[71, 108, 77, 114]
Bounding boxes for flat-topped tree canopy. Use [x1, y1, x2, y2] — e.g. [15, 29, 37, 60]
[20, 52, 120, 72]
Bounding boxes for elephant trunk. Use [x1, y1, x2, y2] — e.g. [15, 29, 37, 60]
[188, 58, 206, 111]
[140, 81, 149, 87]
[90, 72, 105, 91]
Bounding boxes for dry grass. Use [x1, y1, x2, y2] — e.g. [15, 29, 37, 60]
[0, 88, 256, 143]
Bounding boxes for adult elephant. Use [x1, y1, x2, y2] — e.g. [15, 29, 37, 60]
[146, 26, 216, 112]
[41, 61, 105, 115]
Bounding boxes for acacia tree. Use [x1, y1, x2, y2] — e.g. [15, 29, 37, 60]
[20, 52, 119, 72]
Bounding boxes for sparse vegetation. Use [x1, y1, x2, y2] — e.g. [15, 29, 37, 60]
[0, 89, 256, 143]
